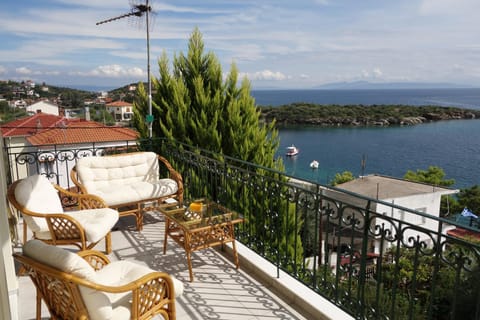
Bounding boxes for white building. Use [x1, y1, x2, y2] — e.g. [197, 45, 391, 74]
[26, 100, 59, 116]
[326, 175, 458, 252]
[106, 101, 134, 122]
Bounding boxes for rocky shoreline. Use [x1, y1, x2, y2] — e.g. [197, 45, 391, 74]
[260, 103, 480, 127]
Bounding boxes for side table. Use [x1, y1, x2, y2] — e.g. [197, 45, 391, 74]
[160, 199, 243, 282]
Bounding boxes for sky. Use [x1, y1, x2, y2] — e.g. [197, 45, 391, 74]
[1, 0, 480, 90]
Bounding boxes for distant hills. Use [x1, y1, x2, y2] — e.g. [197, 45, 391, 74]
[313, 80, 475, 90]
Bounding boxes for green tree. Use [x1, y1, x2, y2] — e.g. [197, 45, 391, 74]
[90, 106, 115, 126]
[403, 166, 455, 187]
[456, 185, 480, 215]
[404, 166, 455, 217]
[134, 27, 280, 168]
[331, 171, 355, 186]
[133, 27, 303, 266]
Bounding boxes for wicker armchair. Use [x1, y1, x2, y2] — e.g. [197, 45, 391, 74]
[14, 240, 183, 320]
[7, 174, 119, 253]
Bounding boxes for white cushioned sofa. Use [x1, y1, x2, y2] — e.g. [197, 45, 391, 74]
[71, 152, 183, 230]
[15, 239, 183, 320]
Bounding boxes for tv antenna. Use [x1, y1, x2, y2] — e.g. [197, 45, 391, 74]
[96, 0, 154, 138]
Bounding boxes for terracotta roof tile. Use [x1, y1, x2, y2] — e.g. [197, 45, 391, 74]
[1, 113, 65, 137]
[27, 120, 138, 145]
[106, 101, 133, 107]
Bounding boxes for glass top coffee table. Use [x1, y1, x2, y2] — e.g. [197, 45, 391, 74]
[160, 199, 244, 282]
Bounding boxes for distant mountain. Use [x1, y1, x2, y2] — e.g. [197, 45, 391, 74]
[67, 85, 118, 92]
[314, 81, 474, 90]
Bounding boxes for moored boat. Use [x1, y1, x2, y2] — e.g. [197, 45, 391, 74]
[286, 144, 299, 156]
[310, 160, 319, 169]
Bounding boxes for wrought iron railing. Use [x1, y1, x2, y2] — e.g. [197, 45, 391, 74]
[4, 138, 480, 320]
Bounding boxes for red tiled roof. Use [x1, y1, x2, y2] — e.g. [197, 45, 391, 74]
[447, 228, 480, 241]
[27, 120, 138, 145]
[1, 113, 65, 137]
[106, 101, 133, 107]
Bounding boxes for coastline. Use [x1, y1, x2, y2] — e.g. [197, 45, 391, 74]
[260, 103, 480, 127]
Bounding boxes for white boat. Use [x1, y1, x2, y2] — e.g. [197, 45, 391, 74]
[286, 144, 299, 156]
[310, 160, 319, 169]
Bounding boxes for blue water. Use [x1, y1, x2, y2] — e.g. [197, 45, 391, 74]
[252, 88, 480, 110]
[250, 89, 480, 189]
[277, 120, 480, 188]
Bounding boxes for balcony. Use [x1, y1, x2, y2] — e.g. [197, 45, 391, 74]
[14, 211, 320, 319]
[3, 138, 480, 320]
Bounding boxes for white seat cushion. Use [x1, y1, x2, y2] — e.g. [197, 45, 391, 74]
[81, 260, 184, 320]
[92, 179, 178, 206]
[14, 175, 64, 233]
[67, 208, 119, 243]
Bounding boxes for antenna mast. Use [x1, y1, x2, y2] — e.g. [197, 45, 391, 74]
[96, 1, 153, 138]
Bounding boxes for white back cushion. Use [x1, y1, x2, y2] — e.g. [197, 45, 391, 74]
[76, 152, 159, 193]
[23, 240, 95, 279]
[23, 240, 112, 319]
[14, 175, 64, 232]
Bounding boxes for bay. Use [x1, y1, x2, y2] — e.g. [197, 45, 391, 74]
[251, 89, 480, 189]
[277, 120, 480, 189]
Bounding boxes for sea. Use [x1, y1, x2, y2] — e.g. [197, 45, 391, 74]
[250, 88, 480, 189]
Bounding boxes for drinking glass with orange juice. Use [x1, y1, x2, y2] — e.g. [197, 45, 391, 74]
[186, 199, 206, 220]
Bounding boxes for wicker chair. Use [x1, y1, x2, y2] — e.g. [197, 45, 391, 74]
[7, 174, 119, 253]
[14, 240, 183, 320]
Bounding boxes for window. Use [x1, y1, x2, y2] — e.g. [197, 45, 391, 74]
[416, 207, 427, 225]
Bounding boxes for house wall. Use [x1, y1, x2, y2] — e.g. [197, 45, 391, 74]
[4, 138, 137, 188]
[0, 136, 18, 320]
[375, 193, 443, 251]
[322, 187, 446, 253]
[107, 106, 133, 121]
[26, 101, 58, 115]
[38, 141, 137, 188]
[3, 137, 30, 183]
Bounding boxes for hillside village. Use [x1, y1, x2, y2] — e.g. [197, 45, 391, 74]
[0, 80, 140, 188]
[0, 79, 138, 125]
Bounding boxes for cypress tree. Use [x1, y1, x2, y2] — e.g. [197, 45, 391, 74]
[134, 27, 279, 168]
[133, 27, 303, 267]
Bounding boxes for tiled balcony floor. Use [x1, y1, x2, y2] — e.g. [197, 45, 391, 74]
[14, 210, 313, 320]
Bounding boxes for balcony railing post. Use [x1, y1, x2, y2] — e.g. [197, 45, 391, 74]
[356, 200, 372, 318]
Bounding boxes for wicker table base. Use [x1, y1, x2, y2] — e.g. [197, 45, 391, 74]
[161, 201, 243, 282]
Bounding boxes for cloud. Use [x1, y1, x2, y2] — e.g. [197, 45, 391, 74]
[75, 64, 146, 78]
[45, 71, 61, 76]
[16, 67, 33, 75]
[373, 68, 383, 78]
[360, 68, 384, 80]
[240, 70, 289, 81]
[0, 65, 6, 75]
